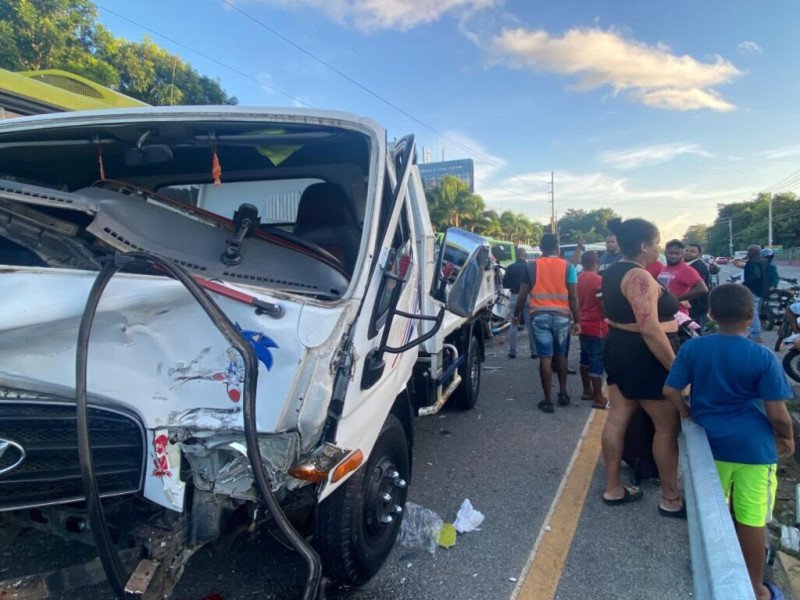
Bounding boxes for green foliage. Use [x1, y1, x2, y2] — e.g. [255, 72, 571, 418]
[0, 0, 236, 105]
[706, 192, 800, 256]
[424, 175, 544, 243]
[556, 207, 620, 243]
[682, 224, 708, 249]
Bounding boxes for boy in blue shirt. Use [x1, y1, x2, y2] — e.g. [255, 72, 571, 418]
[664, 283, 794, 600]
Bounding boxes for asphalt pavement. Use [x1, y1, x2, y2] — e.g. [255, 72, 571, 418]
[1, 324, 693, 600]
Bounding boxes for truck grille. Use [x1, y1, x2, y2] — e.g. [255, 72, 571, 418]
[0, 402, 145, 511]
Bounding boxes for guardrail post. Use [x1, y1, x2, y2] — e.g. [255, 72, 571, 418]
[680, 419, 755, 600]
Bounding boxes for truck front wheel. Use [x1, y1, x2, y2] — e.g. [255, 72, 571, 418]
[313, 414, 409, 585]
[452, 334, 480, 410]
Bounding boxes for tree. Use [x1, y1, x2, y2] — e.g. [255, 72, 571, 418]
[706, 192, 800, 256]
[426, 175, 485, 230]
[682, 224, 708, 249]
[0, 0, 236, 105]
[557, 207, 620, 243]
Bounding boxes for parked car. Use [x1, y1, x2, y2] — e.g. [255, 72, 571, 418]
[715, 256, 730, 265]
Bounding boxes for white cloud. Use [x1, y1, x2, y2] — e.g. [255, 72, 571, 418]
[478, 168, 749, 236]
[738, 40, 763, 55]
[489, 27, 741, 111]
[255, 0, 497, 31]
[598, 143, 712, 170]
[756, 144, 800, 161]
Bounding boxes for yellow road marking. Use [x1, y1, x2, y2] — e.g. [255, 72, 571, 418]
[512, 408, 607, 600]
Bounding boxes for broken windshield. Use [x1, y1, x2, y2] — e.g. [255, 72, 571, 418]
[0, 115, 373, 300]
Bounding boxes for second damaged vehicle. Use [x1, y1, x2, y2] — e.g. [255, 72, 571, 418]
[0, 107, 496, 598]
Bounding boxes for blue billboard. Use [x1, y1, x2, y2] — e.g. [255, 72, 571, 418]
[418, 158, 475, 192]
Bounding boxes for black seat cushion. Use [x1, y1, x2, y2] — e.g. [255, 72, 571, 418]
[294, 182, 361, 275]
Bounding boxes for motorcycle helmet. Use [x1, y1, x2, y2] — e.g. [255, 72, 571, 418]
[761, 248, 775, 259]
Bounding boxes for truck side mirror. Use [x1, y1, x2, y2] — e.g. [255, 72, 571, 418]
[445, 244, 490, 318]
[431, 228, 490, 317]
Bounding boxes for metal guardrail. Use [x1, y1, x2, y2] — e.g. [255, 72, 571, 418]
[680, 419, 755, 600]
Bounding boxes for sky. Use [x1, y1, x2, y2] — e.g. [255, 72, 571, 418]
[93, 0, 800, 240]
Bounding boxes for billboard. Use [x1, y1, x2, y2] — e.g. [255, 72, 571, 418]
[418, 158, 474, 192]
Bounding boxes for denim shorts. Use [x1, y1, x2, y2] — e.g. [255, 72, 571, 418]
[579, 334, 605, 377]
[530, 312, 571, 357]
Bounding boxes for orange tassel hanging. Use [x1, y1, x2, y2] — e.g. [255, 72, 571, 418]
[211, 145, 222, 186]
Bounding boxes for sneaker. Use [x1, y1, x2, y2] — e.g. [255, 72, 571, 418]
[508, 352, 516, 359]
[557, 391, 571, 406]
[537, 400, 555, 413]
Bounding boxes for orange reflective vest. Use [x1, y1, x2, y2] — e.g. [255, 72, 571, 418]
[528, 256, 570, 315]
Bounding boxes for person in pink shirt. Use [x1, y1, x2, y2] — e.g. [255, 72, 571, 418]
[657, 240, 708, 315]
[577, 251, 608, 409]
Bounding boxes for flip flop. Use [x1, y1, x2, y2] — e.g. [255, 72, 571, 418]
[764, 581, 785, 600]
[658, 499, 687, 519]
[602, 485, 643, 506]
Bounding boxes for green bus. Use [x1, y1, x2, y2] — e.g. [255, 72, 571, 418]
[0, 68, 147, 118]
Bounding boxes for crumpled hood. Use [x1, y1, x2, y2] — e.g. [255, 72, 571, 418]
[0, 267, 316, 433]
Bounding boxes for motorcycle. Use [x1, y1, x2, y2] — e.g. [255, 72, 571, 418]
[763, 277, 800, 333]
[781, 333, 800, 383]
[725, 274, 799, 332]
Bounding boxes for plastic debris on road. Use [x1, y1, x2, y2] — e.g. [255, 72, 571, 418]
[398, 502, 444, 555]
[437, 523, 457, 548]
[781, 524, 800, 552]
[454, 498, 485, 533]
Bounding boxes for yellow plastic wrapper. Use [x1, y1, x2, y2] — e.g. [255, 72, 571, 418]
[437, 522, 457, 549]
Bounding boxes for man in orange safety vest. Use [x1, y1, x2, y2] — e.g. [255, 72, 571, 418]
[513, 233, 580, 413]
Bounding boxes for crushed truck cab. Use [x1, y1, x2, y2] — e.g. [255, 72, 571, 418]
[0, 107, 496, 598]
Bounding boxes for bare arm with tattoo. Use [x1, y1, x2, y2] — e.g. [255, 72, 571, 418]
[620, 268, 676, 370]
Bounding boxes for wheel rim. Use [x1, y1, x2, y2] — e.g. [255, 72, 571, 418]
[789, 353, 800, 382]
[363, 456, 405, 545]
[470, 346, 480, 396]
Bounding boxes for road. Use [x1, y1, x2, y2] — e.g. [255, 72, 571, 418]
[4, 258, 794, 600]
[1, 325, 692, 600]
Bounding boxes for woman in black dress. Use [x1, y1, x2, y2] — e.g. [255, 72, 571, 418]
[600, 218, 684, 517]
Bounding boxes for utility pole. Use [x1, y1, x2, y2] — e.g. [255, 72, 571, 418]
[729, 217, 733, 257]
[768, 194, 773, 247]
[549, 171, 556, 234]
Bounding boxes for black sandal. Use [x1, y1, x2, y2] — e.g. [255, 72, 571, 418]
[658, 497, 687, 519]
[602, 485, 643, 506]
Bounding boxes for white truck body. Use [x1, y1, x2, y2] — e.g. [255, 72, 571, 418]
[0, 107, 496, 596]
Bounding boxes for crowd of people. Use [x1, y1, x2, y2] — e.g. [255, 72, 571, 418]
[504, 217, 794, 600]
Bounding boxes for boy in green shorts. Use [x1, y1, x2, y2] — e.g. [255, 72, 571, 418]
[664, 283, 794, 600]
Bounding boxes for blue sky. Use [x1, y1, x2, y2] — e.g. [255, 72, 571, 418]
[94, 0, 800, 240]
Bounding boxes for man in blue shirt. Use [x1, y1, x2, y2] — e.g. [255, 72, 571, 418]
[664, 283, 794, 600]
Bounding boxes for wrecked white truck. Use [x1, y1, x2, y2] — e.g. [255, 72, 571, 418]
[0, 107, 497, 599]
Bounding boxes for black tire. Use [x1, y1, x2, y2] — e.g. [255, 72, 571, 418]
[783, 349, 800, 384]
[775, 319, 792, 352]
[313, 414, 409, 585]
[452, 334, 480, 410]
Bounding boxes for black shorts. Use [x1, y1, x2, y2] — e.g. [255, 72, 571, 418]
[604, 328, 680, 400]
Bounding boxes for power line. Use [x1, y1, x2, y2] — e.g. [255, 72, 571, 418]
[94, 3, 314, 108]
[217, 0, 535, 180]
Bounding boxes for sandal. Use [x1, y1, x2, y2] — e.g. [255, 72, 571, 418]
[764, 581, 785, 600]
[557, 391, 571, 406]
[602, 485, 643, 506]
[537, 400, 555, 413]
[658, 497, 687, 519]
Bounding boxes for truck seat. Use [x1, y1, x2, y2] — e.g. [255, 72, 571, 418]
[293, 182, 361, 275]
